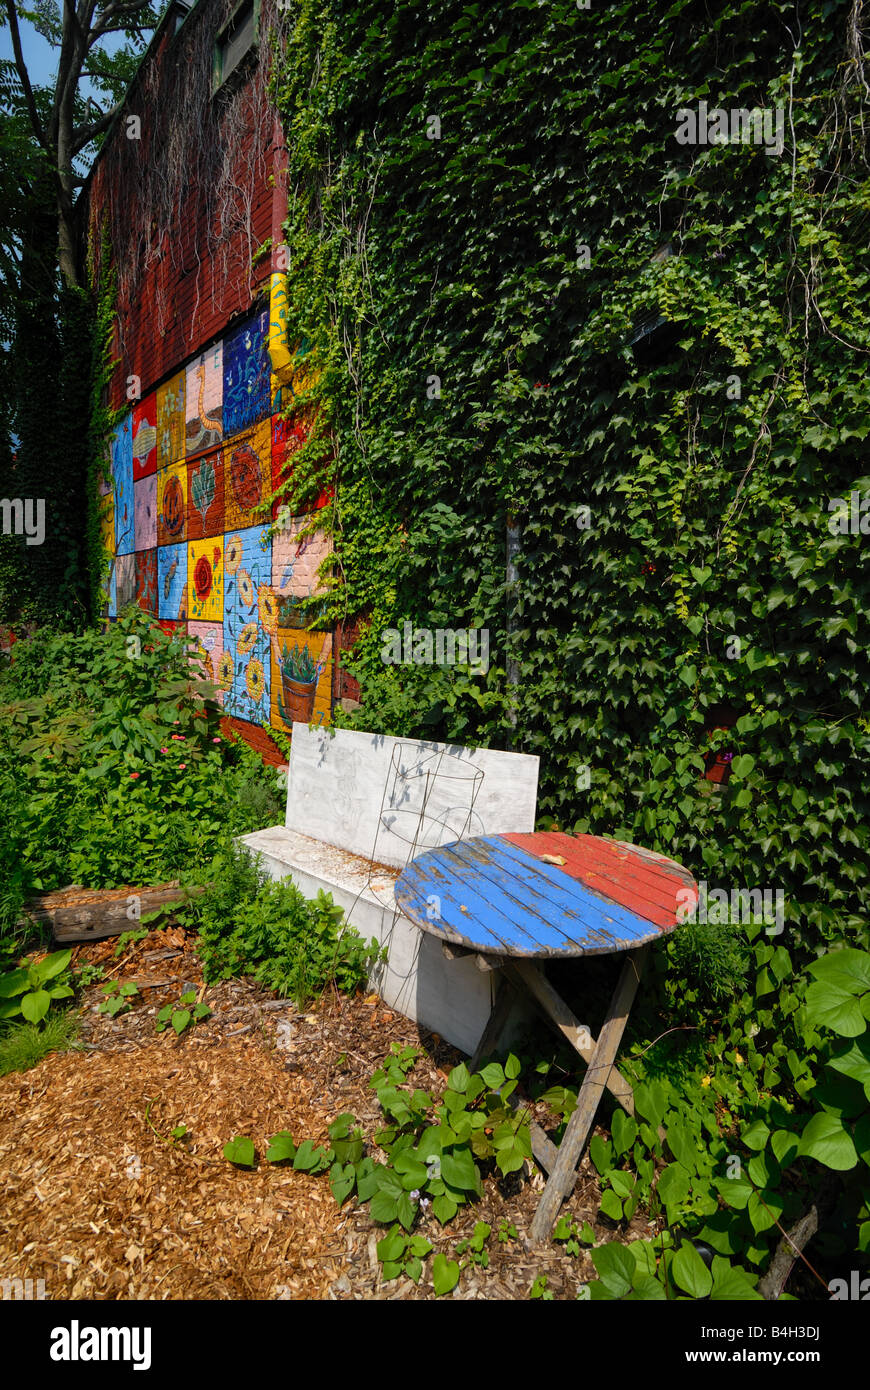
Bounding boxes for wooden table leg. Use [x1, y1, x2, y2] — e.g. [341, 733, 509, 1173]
[528, 946, 649, 1245]
[505, 958, 637, 1115]
[469, 971, 516, 1072]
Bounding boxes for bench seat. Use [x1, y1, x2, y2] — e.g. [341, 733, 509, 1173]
[239, 725, 540, 1052]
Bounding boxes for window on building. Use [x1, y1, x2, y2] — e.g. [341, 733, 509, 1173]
[214, 0, 258, 91]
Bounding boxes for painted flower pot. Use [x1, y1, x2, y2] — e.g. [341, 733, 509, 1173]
[281, 672, 317, 723]
[703, 703, 741, 785]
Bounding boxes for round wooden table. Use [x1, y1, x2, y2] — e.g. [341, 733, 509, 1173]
[395, 830, 698, 1241]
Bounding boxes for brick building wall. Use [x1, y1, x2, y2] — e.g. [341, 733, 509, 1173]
[86, 0, 344, 754]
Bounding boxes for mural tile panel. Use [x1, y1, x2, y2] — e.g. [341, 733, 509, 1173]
[132, 392, 158, 479]
[186, 343, 223, 458]
[112, 551, 137, 614]
[134, 473, 158, 551]
[186, 449, 225, 540]
[135, 548, 158, 612]
[222, 523, 273, 726]
[223, 310, 271, 437]
[156, 462, 188, 548]
[157, 541, 188, 620]
[156, 370, 186, 469]
[187, 535, 224, 625]
[188, 620, 224, 703]
[111, 414, 135, 557]
[223, 420, 271, 531]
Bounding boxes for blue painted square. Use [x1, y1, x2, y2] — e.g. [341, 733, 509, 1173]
[223, 310, 271, 438]
[111, 414, 135, 556]
[223, 522, 272, 723]
[158, 541, 188, 620]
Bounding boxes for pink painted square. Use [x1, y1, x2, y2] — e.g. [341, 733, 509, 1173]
[187, 620, 224, 703]
[186, 342, 223, 458]
[271, 519, 331, 600]
[134, 473, 158, 551]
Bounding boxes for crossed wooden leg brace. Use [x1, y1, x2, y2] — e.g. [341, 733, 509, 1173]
[467, 944, 651, 1245]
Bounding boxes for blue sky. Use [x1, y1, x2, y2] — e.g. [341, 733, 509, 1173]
[0, 15, 59, 89]
[1, 10, 151, 169]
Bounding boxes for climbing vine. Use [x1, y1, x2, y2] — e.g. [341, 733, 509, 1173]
[273, 0, 870, 960]
[85, 223, 124, 621]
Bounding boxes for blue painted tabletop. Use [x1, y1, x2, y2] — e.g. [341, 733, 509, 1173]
[394, 831, 699, 958]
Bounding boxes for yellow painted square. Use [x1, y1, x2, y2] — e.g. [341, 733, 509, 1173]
[157, 370, 186, 469]
[187, 535, 224, 624]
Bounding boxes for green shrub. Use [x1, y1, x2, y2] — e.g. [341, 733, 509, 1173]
[664, 920, 752, 1022]
[0, 612, 282, 903]
[194, 844, 380, 1009]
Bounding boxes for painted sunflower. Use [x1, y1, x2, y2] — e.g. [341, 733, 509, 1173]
[238, 568, 254, 608]
[218, 650, 234, 691]
[257, 584, 279, 634]
[246, 657, 265, 703]
[236, 622, 259, 655]
[225, 535, 243, 574]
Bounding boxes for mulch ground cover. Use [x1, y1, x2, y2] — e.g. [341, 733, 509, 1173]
[0, 923, 657, 1300]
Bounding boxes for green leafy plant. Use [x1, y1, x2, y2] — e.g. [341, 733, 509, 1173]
[156, 989, 211, 1036]
[279, 640, 317, 684]
[530, 1274, 553, 1301]
[72, 960, 105, 989]
[456, 1221, 491, 1270]
[114, 927, 148, 957]
[553, 1214, 594, 1257]
[432, 1252, 461, 1297]
[223, 1135, 256, 1168]
[97, 979, 139, 1017]
[0, 948, 73, 1023]
[194, 842, 380, 1009]
[376, 1227, 433, 1285]
[583, 942, 870, 1299]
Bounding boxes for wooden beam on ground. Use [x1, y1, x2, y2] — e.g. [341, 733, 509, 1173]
[22, 882, 205, 943]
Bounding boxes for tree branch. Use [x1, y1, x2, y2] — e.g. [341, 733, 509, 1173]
[758, 1175, 838, 1300]
[71, 103, 122, 152]
[3, 0, 51, 154]
[89, 0, 154, 43]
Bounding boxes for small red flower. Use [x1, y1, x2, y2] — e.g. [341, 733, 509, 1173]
[129, 772, 140, 779]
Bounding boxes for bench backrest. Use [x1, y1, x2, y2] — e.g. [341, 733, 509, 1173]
[285, 724, 539, 868]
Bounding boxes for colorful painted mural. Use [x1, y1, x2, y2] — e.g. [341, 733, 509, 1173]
[101, 306, 334, 740]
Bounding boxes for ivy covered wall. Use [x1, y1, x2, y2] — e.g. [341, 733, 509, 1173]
[275, 0, 870, 955]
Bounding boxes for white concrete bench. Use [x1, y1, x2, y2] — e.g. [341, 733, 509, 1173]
[240, 724, 539, 1052]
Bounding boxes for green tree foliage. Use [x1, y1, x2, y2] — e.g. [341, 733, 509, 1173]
[0, 3, 160, 628]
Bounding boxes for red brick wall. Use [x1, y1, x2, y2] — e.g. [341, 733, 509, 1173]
[86, 0, 277, 410]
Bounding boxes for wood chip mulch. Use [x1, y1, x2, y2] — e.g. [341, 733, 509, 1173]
[0, 925, 656, 1300]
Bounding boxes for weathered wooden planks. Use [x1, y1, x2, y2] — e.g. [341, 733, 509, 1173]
[22, 883, 203, 943]
[396, 832, 695, 957]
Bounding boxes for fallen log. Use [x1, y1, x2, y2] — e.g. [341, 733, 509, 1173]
[21, 882, 206, 944]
